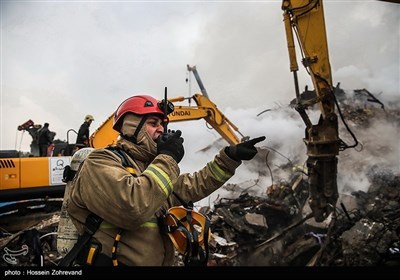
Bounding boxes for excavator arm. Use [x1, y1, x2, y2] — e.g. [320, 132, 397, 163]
[282, 0, 339, 222]
[89, 93, 245, 148]
[187, 65, 209, 98]
[168, 94, 244, 145]
[89, 65, 246, 148]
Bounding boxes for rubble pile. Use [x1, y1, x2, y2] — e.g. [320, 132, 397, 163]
[205, 167, 400, 266]
[205, 178, 305, 266]
[0, 212, 61, 266]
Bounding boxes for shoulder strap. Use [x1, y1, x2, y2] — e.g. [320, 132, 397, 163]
[106, 146, 136, 175]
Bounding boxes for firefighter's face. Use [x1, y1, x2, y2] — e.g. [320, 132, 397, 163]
[145, 116, 164, 141]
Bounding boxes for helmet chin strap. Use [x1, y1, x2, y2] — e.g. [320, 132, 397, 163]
[120, 115, 147, 144]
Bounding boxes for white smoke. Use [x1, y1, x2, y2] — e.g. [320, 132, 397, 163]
[168, 92, 400, 209]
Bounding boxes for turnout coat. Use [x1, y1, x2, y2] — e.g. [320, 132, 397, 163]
[67, 125, 241, 266]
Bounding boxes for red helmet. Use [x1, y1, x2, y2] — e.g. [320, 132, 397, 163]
[113, 95, 164, 133]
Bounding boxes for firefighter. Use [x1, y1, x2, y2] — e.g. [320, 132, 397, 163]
[66, 94, 265, 266]
[76, 114, 94, 147]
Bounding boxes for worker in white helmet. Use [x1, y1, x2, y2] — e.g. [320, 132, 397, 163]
[76, 114, 94, 148]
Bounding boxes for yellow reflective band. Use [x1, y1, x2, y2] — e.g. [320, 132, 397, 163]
[115, 234, 121, 241]
[100, 222, 117, 229]
[86, 247, 97, 265]
[101, 220, 158, 230]
[143, 165, 173, 197]
[140, 222, 158, 228]
[140, 221, 158, 228]
[140, 217, 159, 228]
[207, 161, 231, 183]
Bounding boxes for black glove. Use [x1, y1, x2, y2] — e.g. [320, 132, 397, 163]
[225, 136, 266, 161]
[157, 130, 185, 163]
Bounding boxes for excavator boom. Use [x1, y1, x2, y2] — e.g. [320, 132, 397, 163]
[89, 93, 244, 148]
[187, 65, 209, 98]
[168, 94, 243, 145]
[90, 65, 246, 148]
[282, 0, 339, 222]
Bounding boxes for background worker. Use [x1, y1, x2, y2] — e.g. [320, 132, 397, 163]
[66, 95, 265, 266]
[38, 122, 53, 157]
[76, 114, 94, 147]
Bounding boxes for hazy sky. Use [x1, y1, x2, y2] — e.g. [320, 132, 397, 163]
[1, 0, 399, 154]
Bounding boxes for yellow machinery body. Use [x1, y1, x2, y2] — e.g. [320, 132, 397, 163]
[0, 156, 70, 201]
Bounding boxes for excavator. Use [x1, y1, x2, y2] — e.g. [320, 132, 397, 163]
[0, 65, 246, 203]
[90, 65, 247, 148]
[282, 0, 358, 222]
[0, 120, 72, 203]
